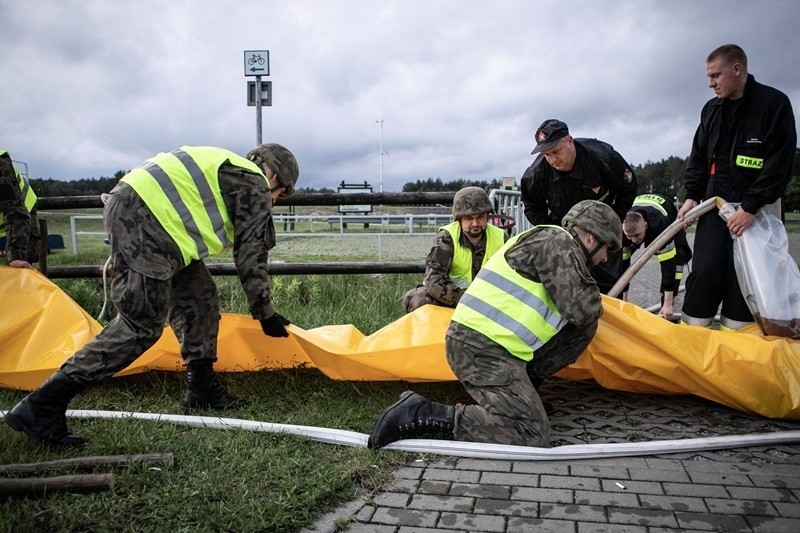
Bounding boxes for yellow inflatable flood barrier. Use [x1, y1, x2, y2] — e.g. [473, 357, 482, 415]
[2, 267, 800, 420]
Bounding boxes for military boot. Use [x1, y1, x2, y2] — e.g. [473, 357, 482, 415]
[182, 360, 248, 411]
[368, 391, 454, 449]
[4, 371, 86, 447]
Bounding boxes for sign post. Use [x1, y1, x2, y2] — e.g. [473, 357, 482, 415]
[244, 50, 270, 145]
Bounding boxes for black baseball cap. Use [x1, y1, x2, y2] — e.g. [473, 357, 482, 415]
[531, 119, 570, 154]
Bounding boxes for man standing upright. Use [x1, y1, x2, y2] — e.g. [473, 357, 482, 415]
[677, 44, 796, 331]
[520, 119, 637, 294]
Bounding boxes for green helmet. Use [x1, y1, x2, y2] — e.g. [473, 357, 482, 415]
[452, 186, 493, 219]
[562, 200, 622, 250]
[246, 143, 299, 198]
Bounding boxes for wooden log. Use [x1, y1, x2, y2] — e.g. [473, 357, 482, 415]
[0, 474, 114, 498]
[36, 191, 457, 210]
[45, 261, 426, 279]
[0, 453, 174, 475]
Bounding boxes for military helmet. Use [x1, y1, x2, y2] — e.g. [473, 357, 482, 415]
[246, 143, 299, 198]
[562, 200, 622, 250]
[452, 186, 493, 219]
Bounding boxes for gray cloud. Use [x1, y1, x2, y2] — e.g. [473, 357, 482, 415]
[1, 0, 798, 190]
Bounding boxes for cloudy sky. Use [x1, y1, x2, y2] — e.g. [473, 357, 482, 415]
[2, 0, 799, 192]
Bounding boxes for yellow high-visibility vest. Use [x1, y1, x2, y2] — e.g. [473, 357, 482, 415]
[121, 146, 265, 265]
[451, 226, 569, 361]
[441, 221, 505, 284]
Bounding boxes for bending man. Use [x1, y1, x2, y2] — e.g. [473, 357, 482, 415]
[370, 200, 622, 448]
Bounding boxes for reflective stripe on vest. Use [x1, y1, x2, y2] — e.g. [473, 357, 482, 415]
[441, 221, 506, 284]
[120, 146, 265, 265]
[632, 194, 668, 216]
[451, 228, 568, 361]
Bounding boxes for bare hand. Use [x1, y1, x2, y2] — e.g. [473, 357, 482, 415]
[676, 199, 698, 229]
[727, 207, 755, 237]
[8, 259, 32, 269]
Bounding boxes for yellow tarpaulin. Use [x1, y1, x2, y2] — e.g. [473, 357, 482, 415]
[2, 266, 800, 419]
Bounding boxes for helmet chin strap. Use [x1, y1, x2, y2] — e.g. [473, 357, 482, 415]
[570, 229, 601, 268]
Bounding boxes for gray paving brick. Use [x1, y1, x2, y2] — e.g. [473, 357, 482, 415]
[427, 457, 459, 469]
[512, 486, 574, 504]
[513, 461, 570, 475]
[687, 470, 753, 486]
[448, 482, 511, 499]
[628, 468, 690, 483]
[473, 497, 538, 518]
[540, 502, 606, 522]
[417, 480, 450, 495]
[644, 458, 686, 471]
[354, 504, 376, 522]
[648, 528, 707, 533]
[397, 527, 451, 533]
[540, 474, 602, 491]
[480, 470, 538, 487]
[748, 472, 800, 489]
[387, 476, 422, 494]
[662, 481, 729, 498]
[746, 515, 800, 532]
[773, 501, 800, 518]
[455, 458, 512, 472]
[374, 492, 412, 508]
[506, 516, 577, 532]
[579, 523, 647, 533]
[422, 467, 480, 484]
[727, 485, 797, 502]
[600, 478, 664, 495]
[705, 497, 779, 516]
[345, 522, 395, 532]
[436, 511, 506, 532]
[409, 494, 473, 513]
[675, 511, 750, 531]
[574, 488, 639, 508]
[371, 507, 439, 528]
[395, 466, 425, 480]
[575, 457, 650, 469]
[607, 507, 679, 528]
[639, 494, 707, 513]
[570, 464, 630, 480]
[684, 461, 800, 477]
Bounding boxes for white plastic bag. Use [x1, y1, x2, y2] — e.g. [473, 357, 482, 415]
[721, 202, 800, 338]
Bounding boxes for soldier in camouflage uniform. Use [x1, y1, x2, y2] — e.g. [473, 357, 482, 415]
[6, 144, 299, 448]
[0, 150, 40, 267]
[369, 200, 622, 449]
[402, 186, 507, 312]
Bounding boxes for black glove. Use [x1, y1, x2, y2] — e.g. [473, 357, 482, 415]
[259, 314, 290, 338]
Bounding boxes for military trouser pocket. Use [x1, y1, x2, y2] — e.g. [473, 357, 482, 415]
[111, 252, 168, 322]
[456, 351, 514, 388]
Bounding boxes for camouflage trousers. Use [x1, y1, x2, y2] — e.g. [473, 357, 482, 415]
[402, 285, 454, 313]
[445, 320, 597, 447]
[61, 256, 220, 386]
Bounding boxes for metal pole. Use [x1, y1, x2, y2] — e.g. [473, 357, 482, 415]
[376, 119, 384, 193]
[256, 75, 263, 145]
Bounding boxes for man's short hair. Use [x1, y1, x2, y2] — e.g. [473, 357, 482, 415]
[623, 211, 646, 236]
[707, 44, 747, 70]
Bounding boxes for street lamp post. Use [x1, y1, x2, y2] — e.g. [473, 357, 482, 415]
[376, 119, 384, 193]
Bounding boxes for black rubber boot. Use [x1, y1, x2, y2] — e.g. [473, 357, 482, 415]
[368, 391, 454, 449]
[182, 360, 248, 411]
[4, 372, 86, 447]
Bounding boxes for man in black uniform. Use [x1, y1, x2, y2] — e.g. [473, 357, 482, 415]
[622, 193, 692, 321]
[677, 44, 796, 331]
[520, 119, 637, 294]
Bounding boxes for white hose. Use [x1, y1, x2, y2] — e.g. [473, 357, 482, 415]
[16, 409, 798, 461]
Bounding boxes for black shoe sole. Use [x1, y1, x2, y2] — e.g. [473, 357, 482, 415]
[4, 411, 85, 448]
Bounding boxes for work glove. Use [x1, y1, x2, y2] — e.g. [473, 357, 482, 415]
[259, 313, 291, 338]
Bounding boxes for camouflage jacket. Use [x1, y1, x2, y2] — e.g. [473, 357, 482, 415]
[505, 226, 602, 326]
[423, 228, 488, 307]
[0, 153, 32, 262]
[106, 162, 277, 319]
